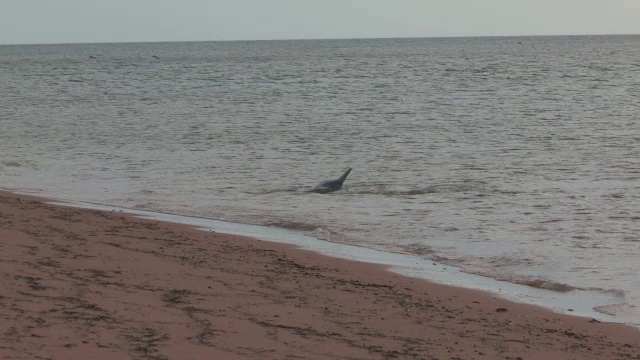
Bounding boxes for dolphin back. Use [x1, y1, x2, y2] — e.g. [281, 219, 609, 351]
[310, 167, 352, 193]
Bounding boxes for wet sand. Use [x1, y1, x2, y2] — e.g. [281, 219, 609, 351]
[0, 191, 638, 359]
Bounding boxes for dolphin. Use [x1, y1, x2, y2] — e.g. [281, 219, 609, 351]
[310, 168, 352, 193]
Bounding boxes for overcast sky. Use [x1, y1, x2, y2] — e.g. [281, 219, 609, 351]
[1, 0, 639, 45]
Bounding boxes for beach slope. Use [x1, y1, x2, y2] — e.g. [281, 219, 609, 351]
[0, 191, 638, 359]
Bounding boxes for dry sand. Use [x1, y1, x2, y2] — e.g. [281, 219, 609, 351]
[0, 191, 638, 359]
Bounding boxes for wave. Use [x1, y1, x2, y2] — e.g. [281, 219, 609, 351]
[512, 278, 578, 293]
[264, 220, 320, 232]
[482, 273, 625, 297]
[593, 303, 636, 316]
[1, 160, 39, 170]
[245, 183, 492, 197]
[346, 181, 494, 196]
[244, 181, 505, 198]
[395, 247, 627, 297]
[2, 161, 22, 167]
[243, 186, 307, 195]
[398, 243, 436, 256]
[462, 270, 627, 297]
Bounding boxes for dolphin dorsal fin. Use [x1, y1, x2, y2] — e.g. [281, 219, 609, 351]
[339, 168, 352, 182]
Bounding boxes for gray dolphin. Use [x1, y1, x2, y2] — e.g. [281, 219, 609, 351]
[310, 168, 352, 193]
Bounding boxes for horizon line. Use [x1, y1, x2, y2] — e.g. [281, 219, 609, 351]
[1, 32, 639, 47]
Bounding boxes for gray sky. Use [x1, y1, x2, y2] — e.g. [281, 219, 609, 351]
[1, 0, 639, 45]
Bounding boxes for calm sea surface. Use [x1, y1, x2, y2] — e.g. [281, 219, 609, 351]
[1, 36, 639, 320]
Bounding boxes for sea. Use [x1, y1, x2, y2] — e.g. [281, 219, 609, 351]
[1, 36, 639, 324]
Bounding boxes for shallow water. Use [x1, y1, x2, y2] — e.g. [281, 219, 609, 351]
[1, 36, 639, 322]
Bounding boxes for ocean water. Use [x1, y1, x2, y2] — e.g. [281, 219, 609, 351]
[1, 36, 639, 322]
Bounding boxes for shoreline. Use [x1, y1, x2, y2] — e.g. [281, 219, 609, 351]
[41, 193, 639, 327]
[1, 190, 639, 359]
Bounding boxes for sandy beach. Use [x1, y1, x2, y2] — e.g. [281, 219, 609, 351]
[0, 191, 638, 359]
